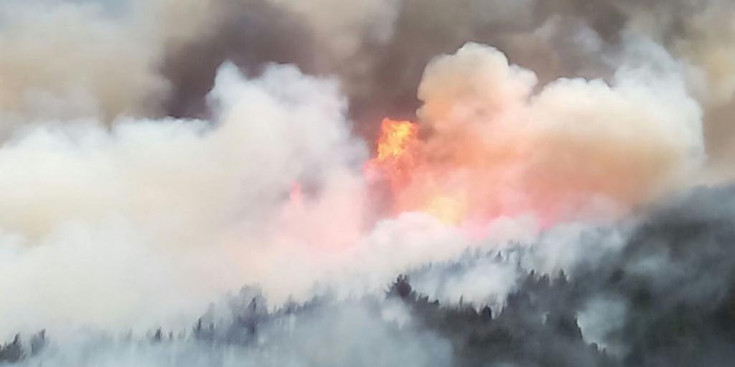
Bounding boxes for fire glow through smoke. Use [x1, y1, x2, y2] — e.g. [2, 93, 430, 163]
[366, 118, 469, 226]
[360, 40, 704, 231]
[4, 0, 735, 364]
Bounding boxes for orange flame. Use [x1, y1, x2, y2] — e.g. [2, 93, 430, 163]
[375, 118, 418, 161]
[365, 118, 419, 192]
[365, 118, 470, 225]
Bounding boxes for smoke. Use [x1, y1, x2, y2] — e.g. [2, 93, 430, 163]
[1, 0, 735, 366]
[372, 41, 702, 225]
[0, 1, 161, 132]
[10, 297, 453, 367]
[154, 0, 735, 170]
[0, 0, 228, 137]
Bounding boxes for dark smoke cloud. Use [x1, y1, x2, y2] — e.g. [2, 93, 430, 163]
[157, 0, 735, 168]
[160, 0, 321, 120]
[161, 0, 621, 135]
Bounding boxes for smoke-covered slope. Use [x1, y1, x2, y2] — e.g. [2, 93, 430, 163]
[3, 185, 735, 366]
[3, 1, 735, 366]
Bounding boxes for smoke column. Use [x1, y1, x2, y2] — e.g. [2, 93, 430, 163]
[1, 0, 735, 366]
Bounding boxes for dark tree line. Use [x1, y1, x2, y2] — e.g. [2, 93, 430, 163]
[387, 273, 618, 367]
[0, 330, 45, 364]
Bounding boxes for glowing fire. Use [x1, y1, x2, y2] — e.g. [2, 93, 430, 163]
[365, 118, 419, 191]
[364, 117, 588, 230]
[365, 118, 470, 225]
[375, 118, 418, 161]
[424, 195, 467, 225]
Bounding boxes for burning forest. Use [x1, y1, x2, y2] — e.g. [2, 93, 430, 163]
[1, 0, 735, 366]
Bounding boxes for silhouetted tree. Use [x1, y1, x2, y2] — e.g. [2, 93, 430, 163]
[30, 330, 46, 357]
[0, 334, 24, 363]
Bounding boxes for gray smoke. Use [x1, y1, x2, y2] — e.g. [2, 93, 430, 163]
[158, 0, 735, 145]
[2, 0, 735, 366]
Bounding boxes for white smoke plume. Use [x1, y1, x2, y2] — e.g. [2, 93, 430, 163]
[0, 62, 365, 334]
[414, 42, 703, 218]
[1, 1, 735, 366]
[0, 40, 701, 338]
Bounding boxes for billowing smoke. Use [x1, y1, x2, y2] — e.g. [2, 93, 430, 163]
[1, 0, 735, 366]
[376, 41, 702, 225]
